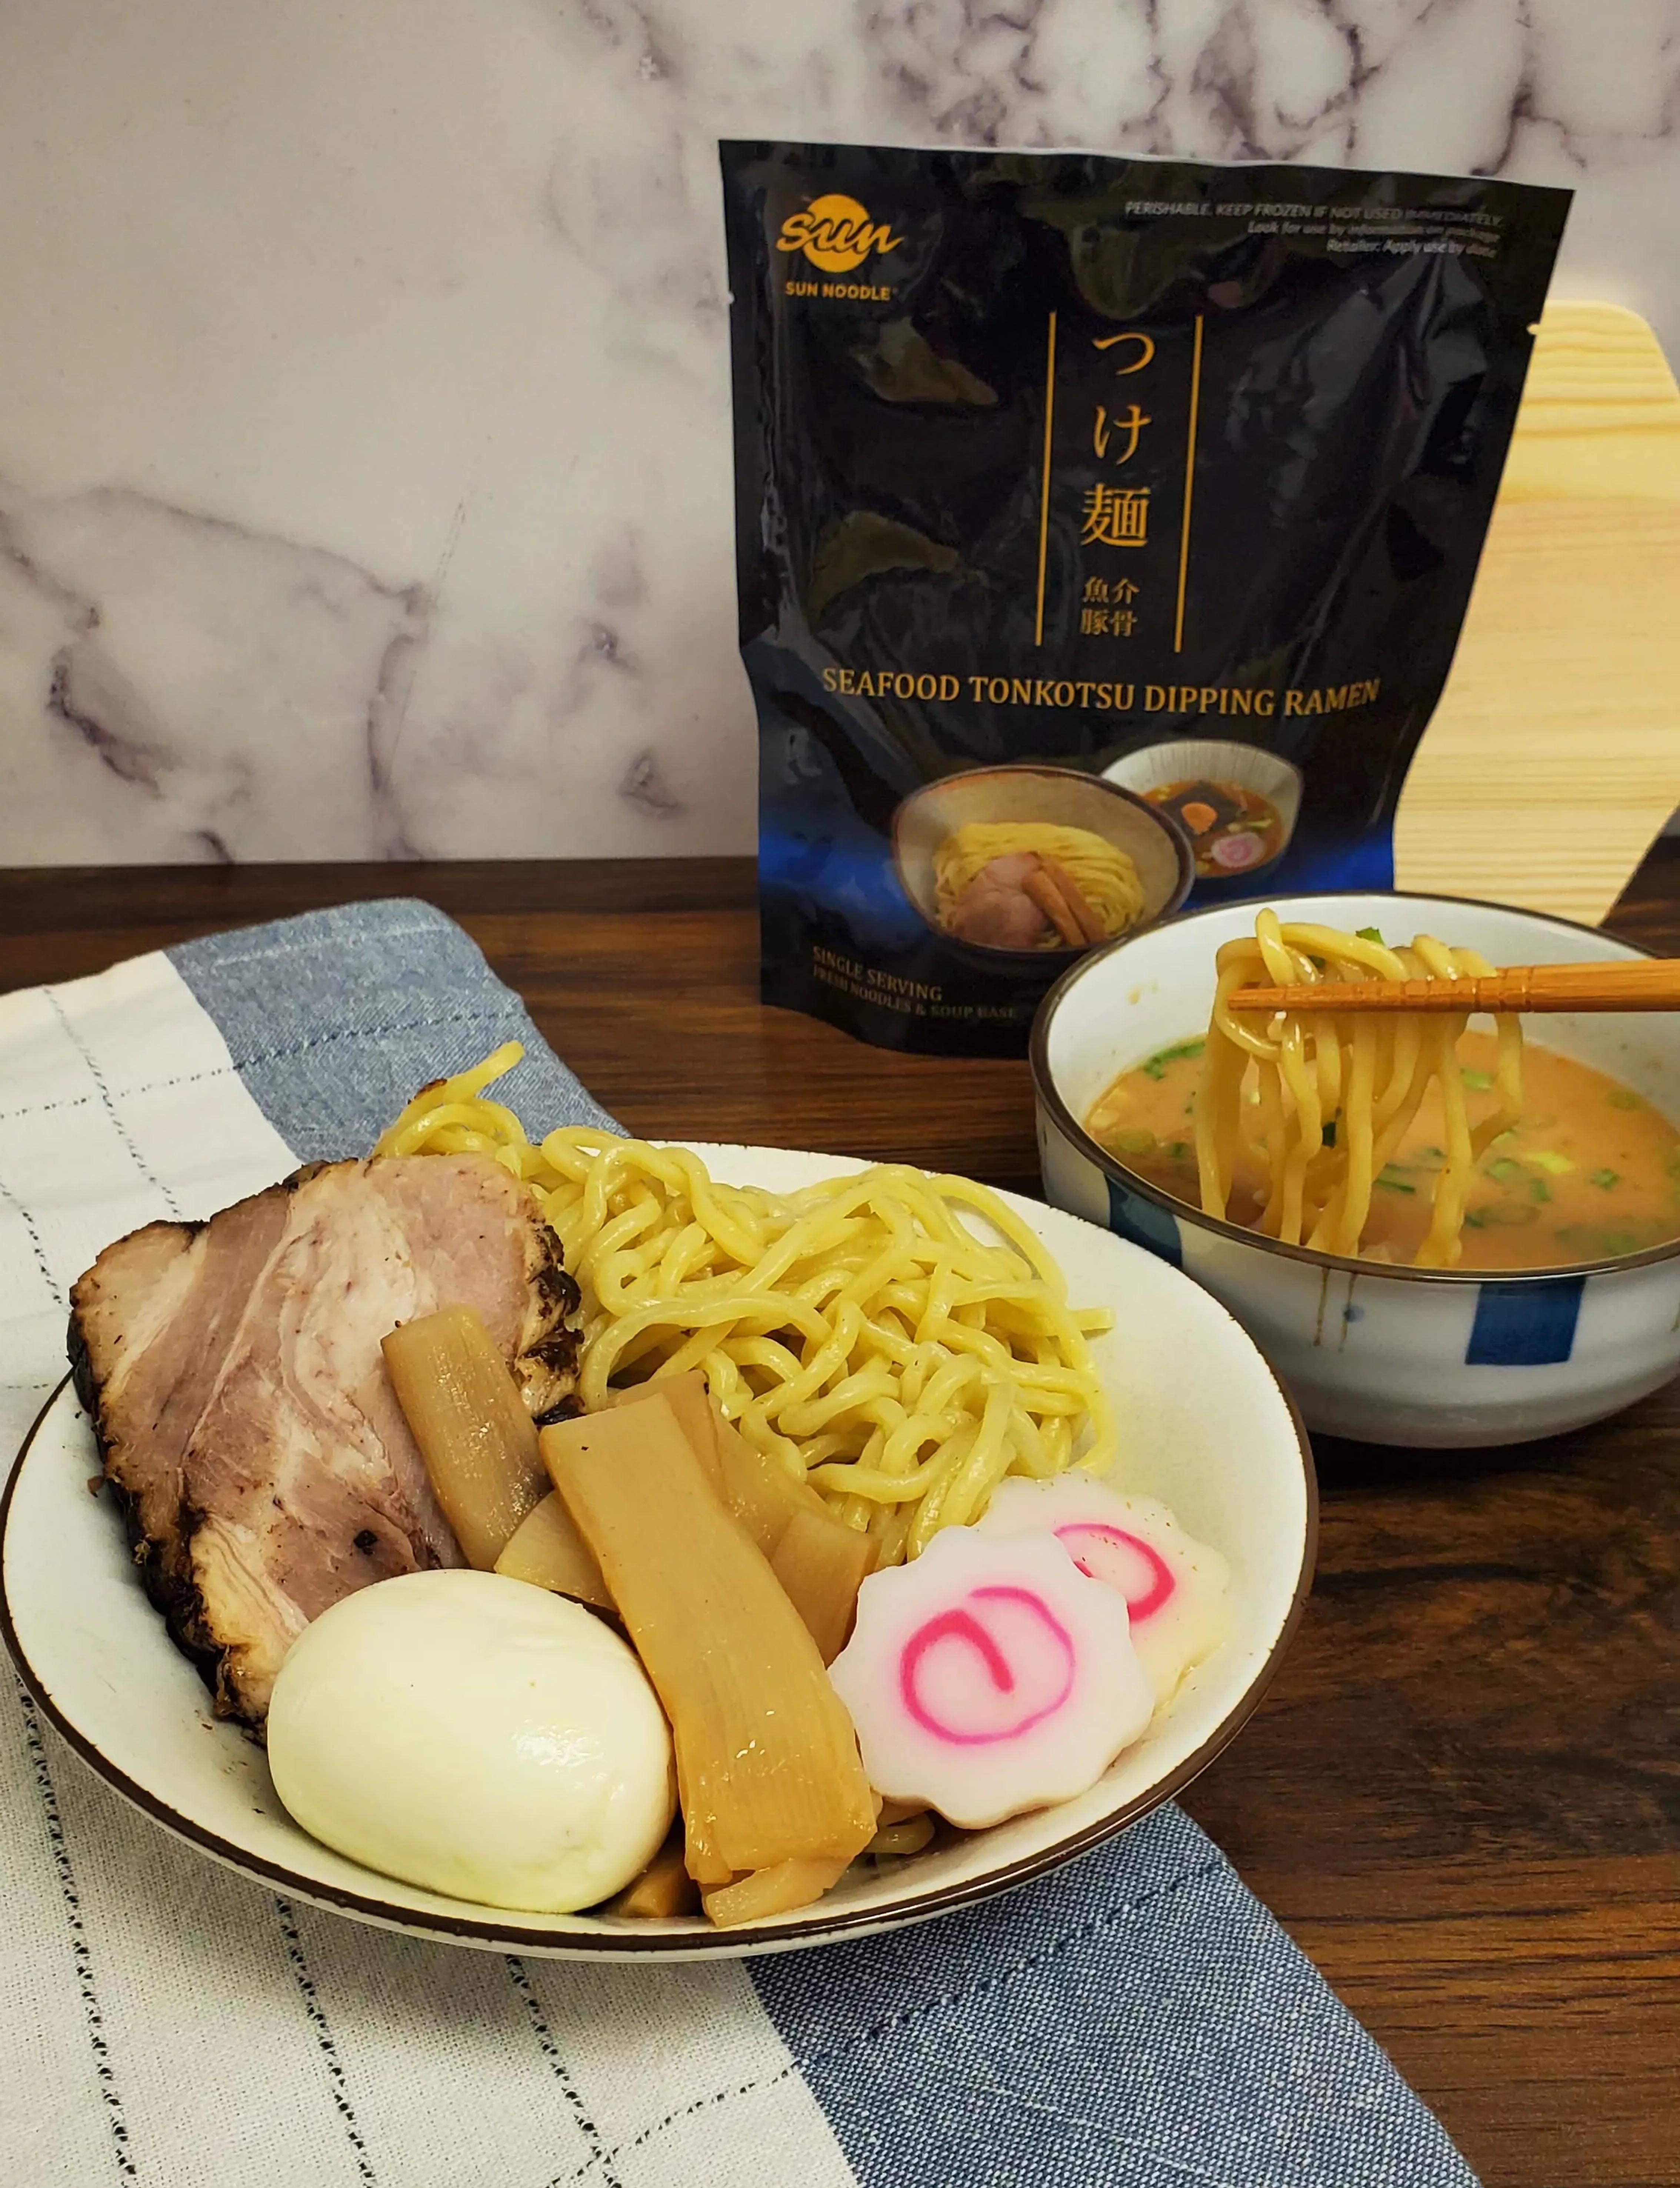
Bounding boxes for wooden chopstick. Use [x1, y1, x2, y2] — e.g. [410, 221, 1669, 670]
[1227, 960, 1680, 1014]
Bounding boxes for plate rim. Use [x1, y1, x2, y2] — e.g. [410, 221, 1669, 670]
[0, 1163, 1319, 1959]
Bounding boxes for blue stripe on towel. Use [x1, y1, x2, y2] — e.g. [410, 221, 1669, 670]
[1465, 1276, 1586, 1367]
[752, 1807, 1475, 2188]
[169, 897, 614, 1158]
[1106, 1178, 1182, 1268]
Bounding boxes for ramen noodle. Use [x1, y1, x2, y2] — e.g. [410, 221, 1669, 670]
[377, 1045, 1116, 1564]
[1190, 914, 1525, 1265]
[1079, 909, 1680, 1274]
[933, 822, 1145, 950]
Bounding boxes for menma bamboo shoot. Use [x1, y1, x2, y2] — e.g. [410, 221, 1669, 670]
[607, 1369, 724, 1496]
[382, 1305, 547, 1568]
[493, 1491, 613, 1611]
[711, 1410, 871, 1661]
[607, 1836, 701, 1919]
[769, 1507, 873, 1666]
[709, 1408, 828, 1553]
[540, 1397, 876, 1894]
[701, 1854, 854, 1929]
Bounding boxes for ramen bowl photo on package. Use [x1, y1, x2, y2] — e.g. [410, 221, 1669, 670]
[892, 765, 1193, 972]
[1032, 894, 1680, 1447]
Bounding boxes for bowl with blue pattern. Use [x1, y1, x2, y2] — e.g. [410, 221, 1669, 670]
[1031, 892, 1680, 1447]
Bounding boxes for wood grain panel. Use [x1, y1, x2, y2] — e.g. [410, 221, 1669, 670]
[1397, 304, 1680, 925]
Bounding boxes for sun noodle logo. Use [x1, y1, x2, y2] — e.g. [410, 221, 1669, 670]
[776, 193, 903, 273]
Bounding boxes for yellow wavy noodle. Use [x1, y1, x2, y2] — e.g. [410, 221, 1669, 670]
[932, 822, 1145, 941]
[375, 1045, 1116, 1565]
[1193, 911, 1523, 1268]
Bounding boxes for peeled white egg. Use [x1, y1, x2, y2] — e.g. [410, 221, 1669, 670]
[266, 1570, 674, 1912]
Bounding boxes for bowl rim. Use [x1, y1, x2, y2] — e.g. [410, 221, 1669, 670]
[1101, 739, 1306, 793]
[1030, 885, 1680, 1289]
[3, 1340, 1317, 1957]
[890, 762, 1196, 970]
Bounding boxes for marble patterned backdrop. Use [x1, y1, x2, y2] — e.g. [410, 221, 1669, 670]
[1, 0, 1676, 863]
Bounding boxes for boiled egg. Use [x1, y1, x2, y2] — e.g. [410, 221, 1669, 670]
[266, 1569, 674, 1912]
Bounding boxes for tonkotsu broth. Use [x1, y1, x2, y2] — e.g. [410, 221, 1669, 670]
[1086, 1031, 1680, 1270]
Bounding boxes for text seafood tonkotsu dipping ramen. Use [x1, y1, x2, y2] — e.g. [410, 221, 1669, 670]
[1032, 893, 1680, 1447]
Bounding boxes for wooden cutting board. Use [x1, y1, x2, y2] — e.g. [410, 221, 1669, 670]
[1394, 301, 1680, 925]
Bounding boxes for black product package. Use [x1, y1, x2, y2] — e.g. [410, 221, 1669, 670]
[721, 141, 1570, 1055]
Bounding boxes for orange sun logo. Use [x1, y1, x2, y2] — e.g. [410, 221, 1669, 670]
[776, 194, 903, 273]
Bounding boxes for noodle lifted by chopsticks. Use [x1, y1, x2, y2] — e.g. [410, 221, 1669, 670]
[1195, 910, 1524, 1267]
[376, 1045, 1116, 1565]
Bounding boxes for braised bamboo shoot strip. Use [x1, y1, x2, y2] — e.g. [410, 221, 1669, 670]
[701, 1854, 854, 1930]
[493, 1492, 612, 1611]
[382, 1305, 548, 1569]
[540, 1397, 877, 1885]
[709, 1406, 830, 1553]
[607, 1836, 701, 1920]
[608, 1386, 871, 1662]
[769, 1507, 873, 1666]
[707, 1408, 872, 1659]
[606, 1368, 724, 1495]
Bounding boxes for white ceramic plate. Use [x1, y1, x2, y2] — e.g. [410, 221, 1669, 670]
[1, 1144, 1315, 1960]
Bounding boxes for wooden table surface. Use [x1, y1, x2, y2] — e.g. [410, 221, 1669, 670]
[6, 852, 1680, 2188]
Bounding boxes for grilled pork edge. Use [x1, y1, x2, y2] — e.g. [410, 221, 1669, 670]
[69, 1154, 583, 1730]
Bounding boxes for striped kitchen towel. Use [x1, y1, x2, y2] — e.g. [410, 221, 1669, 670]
[0, 898, 1477, 2188]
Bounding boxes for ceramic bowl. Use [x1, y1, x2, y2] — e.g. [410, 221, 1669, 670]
[1101, 740, 1303, 879]
[2, 1144, 1313, 1959]
[1033, 893, 1680, 1447]
[891, 764, 1193, 970]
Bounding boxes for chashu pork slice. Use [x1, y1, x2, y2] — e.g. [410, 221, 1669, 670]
[69, 1152, 581, 1731]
